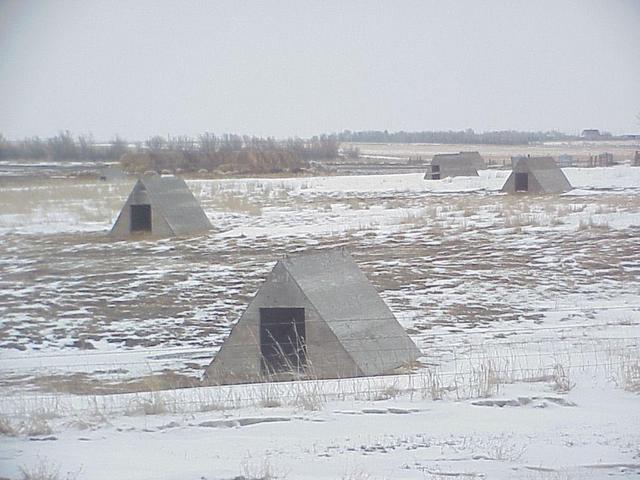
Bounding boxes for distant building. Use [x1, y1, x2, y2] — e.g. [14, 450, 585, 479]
[502, 156, 572, 194]
[424, 151, 485, 180]
[581, 129, 601, 140]
[632, 151, 640, 167]
[204, 249, 421, 385]
[110, 175, 212, 238]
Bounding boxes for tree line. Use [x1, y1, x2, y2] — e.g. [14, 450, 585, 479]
[335, 129, 576, 145]
[0, 131, 129, 161]
[120, 133, 339, 174]
[0, 132, 340, 174]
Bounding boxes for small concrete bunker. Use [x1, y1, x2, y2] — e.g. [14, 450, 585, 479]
[424, 151, 485, 180]
[204, 249, 421, 385]
[501, 156, 572, 194]
[110, 175, 212, 238]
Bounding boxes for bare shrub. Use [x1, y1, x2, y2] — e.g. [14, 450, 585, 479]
[20, 415, 53, 436]
[140, 394, 169, 415]
[618, 355, 640, 393]
[469, 360, 501, 398]
[125, 393, 169, 416]
[552, 364, 575, 392]
[19, 457, 79, 480]
[0, 415, 18, 436]
[292, 383, 325, 411]
[258, 384, 282, 408]
[484, 434, 527, 461]
[19, 461, 60, 480]
[239, 456, 287, 480]
[373, 383, 402, 401]
[421, 369, 443, 400]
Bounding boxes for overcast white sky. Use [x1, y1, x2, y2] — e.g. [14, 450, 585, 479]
[1, 0, 639, 140]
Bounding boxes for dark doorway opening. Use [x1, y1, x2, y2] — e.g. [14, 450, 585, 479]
[260, 307, 306, 374]
[431, 165, 440, 180]
[131, 204, 152, 232]
[515, 172, 529, 192]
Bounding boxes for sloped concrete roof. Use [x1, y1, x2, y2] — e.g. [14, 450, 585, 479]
[431, 151, 485, 169]
[502, 156, 572, 194]
[111, 175, 211, 237]
[138, 176, 212, 235]
[280, 249, 420, 376]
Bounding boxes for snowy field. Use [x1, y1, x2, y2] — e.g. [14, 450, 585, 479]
[1, 166, 639, 479]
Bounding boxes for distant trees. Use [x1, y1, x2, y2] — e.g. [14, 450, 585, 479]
[335, 129, 575, 145]
[118, 133, 339, 174]
[3, 127, 592, 170]
[47, 130, 78, 160]
[109, 136, 129, 159]
[0, 130, 342, 174]
[0, 131, 130, 162]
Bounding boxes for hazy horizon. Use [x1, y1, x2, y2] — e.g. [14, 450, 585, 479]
[1, 0, 639, 141]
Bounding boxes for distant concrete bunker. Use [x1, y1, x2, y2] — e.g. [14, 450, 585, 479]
[502, 156, 572, 194]
[204, 248, 421, 385]
[424, 151, 485, 180]
[110, 175, 212, 238]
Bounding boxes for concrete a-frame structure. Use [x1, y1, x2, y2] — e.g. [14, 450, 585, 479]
[501, 156, 572, 194]
[110, 175, 211, 238]
[204, 249, 421, 385]
[424, 151, 485, 180]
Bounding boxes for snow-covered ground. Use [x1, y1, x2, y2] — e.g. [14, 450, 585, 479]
[1, 167, 639, 479]
[2, 373, 639, 479]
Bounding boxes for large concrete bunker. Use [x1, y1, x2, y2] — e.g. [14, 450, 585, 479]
[424, 151, 485, 180]
[501, 156, 572, 194]
[110, 175, 212, 238]
[204, 249, 421, 385]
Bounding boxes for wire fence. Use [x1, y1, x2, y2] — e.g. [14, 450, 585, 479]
[0, 303, 637, 416]
[0, 354, 636, 419]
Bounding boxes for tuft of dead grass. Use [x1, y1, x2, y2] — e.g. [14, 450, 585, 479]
[552, 364, 575, 393]
[577, 216, 610, 231]
[19, 457, 80, 480]
[618, 355, 640, 393]
[0, 415, 18, 436]
[20, 415, 53, 436]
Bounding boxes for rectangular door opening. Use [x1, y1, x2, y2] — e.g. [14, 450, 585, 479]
[431, 165, 440, 180]
[131, 204, 152, 232]
[515, 172, 529, 192]
[260, 307, 306, 375]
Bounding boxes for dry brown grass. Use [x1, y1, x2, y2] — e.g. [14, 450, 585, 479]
[618, 355, 640, 393]
[0, 415, 18, 436]
[210, 192, 262, 216]
[577, 217, 610, 231]
[0, 177, 132, 219]
[18, 457, 80, 480]
[552, 364, 575, 392]
[32, 371, 199, 395]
